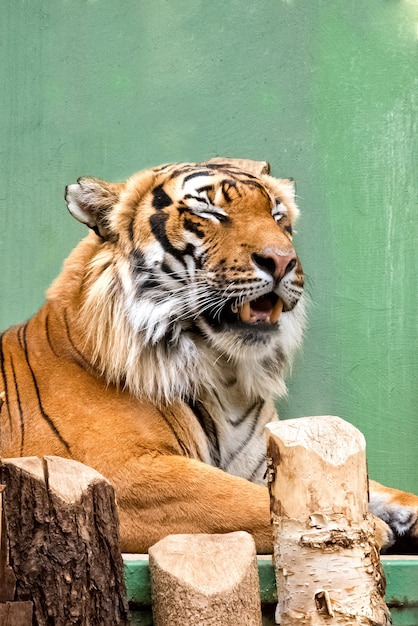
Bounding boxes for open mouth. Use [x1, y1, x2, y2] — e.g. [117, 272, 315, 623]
[201, 291, 285, 332]
[234, 293, 283, 325]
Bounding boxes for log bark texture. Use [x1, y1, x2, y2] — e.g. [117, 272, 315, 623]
[149, 531, 262, 626]
[266, 415, 391, 626]
[1, 456, 128, 626]
[0, 483, 34, 625]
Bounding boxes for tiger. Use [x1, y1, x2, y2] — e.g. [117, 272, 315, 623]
[0, 157, 417, 554]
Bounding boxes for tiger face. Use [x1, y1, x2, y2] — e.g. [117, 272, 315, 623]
[62, 158, 305, 402]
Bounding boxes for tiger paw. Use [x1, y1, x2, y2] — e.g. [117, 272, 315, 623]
[369, 479, 418, 553]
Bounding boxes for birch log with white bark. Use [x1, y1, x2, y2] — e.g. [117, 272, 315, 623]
[266, 415, 391, 626]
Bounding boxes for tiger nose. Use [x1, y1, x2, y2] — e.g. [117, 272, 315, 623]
[252, 250, 297, 281]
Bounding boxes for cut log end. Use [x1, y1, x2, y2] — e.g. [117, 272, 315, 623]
[267, 415, 366, 466]
[149, 532, 262, 626]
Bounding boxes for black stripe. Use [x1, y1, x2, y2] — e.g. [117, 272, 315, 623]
[141, 278, 161, 291]
[182, 170, 212, 185]
[0, 332, 13, 433]
[186, 323, 207, 342]
[169, 163, 263, 183]
[220, 180, 234, 202]
[152, 184, 173, 210]
[183, 193, 205, 203]
[195, 184, 214, 194]
[211, 387, 222, 408]
[159, 326, 175, 346]
[160, 261, 175, 277]
[10, 358, 25, 455]
[160, 262, 187, 283]
[176, 202, 189, 215]
[21, 323, 71, 453]
[168, 166, 197, 179]
[190, 170, 269, 200]
[90, 224, 103, 239]
[238, 179, 272, 200]
[213, 212, 231, 225]
[223, 400, 265, 469]
[248, 455, 266, 482]
[45, 313, 60, 358]
[149, 212, 195, 265]
[188, 399, 220, 466]
[198, 163, 259, 179]
[227, 400, 263, 426]
[198, 163, 242, 172]
[63, 309, 95, 372]
[17, 324, 25, 350]
[183, 197, 231, 225]
[130, 248, 147, 271]
[128, 218, 135, 242]
[153, 163, 180, 173]
[183, 218, 205, 239]
[162, 409, 193, 457]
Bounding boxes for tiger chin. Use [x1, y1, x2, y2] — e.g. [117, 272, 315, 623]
[0, 158, 417, 554]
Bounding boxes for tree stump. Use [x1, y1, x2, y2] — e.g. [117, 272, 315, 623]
[1, 456, 128, 626]
[266, 415, 391, 625]
[149, 531, 262, 626]
[0, 483, 34, 625]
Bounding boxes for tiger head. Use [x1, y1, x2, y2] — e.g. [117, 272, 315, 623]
[55, 158, 305, 402]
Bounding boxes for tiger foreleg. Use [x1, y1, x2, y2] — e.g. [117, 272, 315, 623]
[109, 454, 273, 554]
[112, 458, 418, 554]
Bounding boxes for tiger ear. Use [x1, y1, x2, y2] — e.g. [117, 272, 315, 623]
[207, 157, 271, 176]
[65, 177, 124, 240]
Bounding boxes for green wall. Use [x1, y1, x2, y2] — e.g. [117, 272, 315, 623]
[1, 1, 417, 493]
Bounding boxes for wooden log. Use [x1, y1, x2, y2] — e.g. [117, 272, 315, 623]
[1, 456, 128, 625]
[0, 483, 34, 624]
[0, 603, 34, 626]
[266, 415, 391, 626]
[149, 531, 262, 626]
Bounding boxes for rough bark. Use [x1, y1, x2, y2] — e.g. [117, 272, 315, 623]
[0, 483, 34, 624]
[149, 531, 262, 626]
[1, 456, 128, 626]
[266, 415, 391, 625]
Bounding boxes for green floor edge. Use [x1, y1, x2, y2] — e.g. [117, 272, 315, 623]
[124, 554, 418, 625]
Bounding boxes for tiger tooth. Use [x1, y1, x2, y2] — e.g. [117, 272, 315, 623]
[240, 301, 251, 323]
[270, 298, 284, 324]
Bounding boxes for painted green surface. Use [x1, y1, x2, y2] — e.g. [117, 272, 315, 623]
[1, 1, 417, 494]
[124, 555, 418, 625]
